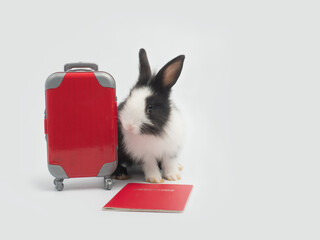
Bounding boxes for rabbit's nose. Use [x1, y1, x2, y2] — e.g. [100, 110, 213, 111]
[125, 124, 135, 131]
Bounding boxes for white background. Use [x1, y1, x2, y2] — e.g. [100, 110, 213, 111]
[1, 0, 319, 239]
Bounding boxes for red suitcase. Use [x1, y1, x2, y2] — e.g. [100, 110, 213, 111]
[44, 63, 118, 191]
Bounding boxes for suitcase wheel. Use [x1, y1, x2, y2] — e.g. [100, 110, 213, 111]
[54, 178, 64, 191]
[104, 177, 113, 190]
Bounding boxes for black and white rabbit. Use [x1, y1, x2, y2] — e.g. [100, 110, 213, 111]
[114, 49, 185, 183]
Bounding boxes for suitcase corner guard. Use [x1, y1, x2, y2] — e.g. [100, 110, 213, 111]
[48, 164, 69, 179]
[94, 72, 116, 89]
[97, 160, 118, 177]
[45, 72, 66, 90]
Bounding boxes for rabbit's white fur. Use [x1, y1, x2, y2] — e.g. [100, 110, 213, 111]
[119, 87, 153, 135]
[119, 86, 185, 182]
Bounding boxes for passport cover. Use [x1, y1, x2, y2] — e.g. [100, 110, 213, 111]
[103, 183, 193, 212]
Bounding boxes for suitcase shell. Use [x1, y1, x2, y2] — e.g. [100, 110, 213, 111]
[44, 63, 118, 190]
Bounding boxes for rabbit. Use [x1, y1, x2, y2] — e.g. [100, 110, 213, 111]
[114, 48, 185, 183]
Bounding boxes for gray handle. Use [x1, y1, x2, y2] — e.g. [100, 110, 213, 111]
[64, 62, 98, 72]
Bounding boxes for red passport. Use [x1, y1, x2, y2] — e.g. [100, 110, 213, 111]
[103, 183, 193, 212]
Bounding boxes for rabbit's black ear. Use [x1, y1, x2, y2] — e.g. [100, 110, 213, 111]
[137, 48, 151, 86]
[154, 55, 185, 91]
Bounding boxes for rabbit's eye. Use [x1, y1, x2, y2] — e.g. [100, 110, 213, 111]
[146, 104, 153, 114]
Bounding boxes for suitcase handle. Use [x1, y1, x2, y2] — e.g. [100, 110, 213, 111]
[64, 62, 98, 72]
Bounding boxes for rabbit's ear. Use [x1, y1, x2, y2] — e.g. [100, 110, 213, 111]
[154, 55, 185, 91]
[137, 48, 151, 85]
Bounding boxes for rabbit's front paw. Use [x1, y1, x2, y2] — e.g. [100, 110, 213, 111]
[146, 176, 164, 183]
[143, 160, 164, 183]
[164, 171, 181, 181]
